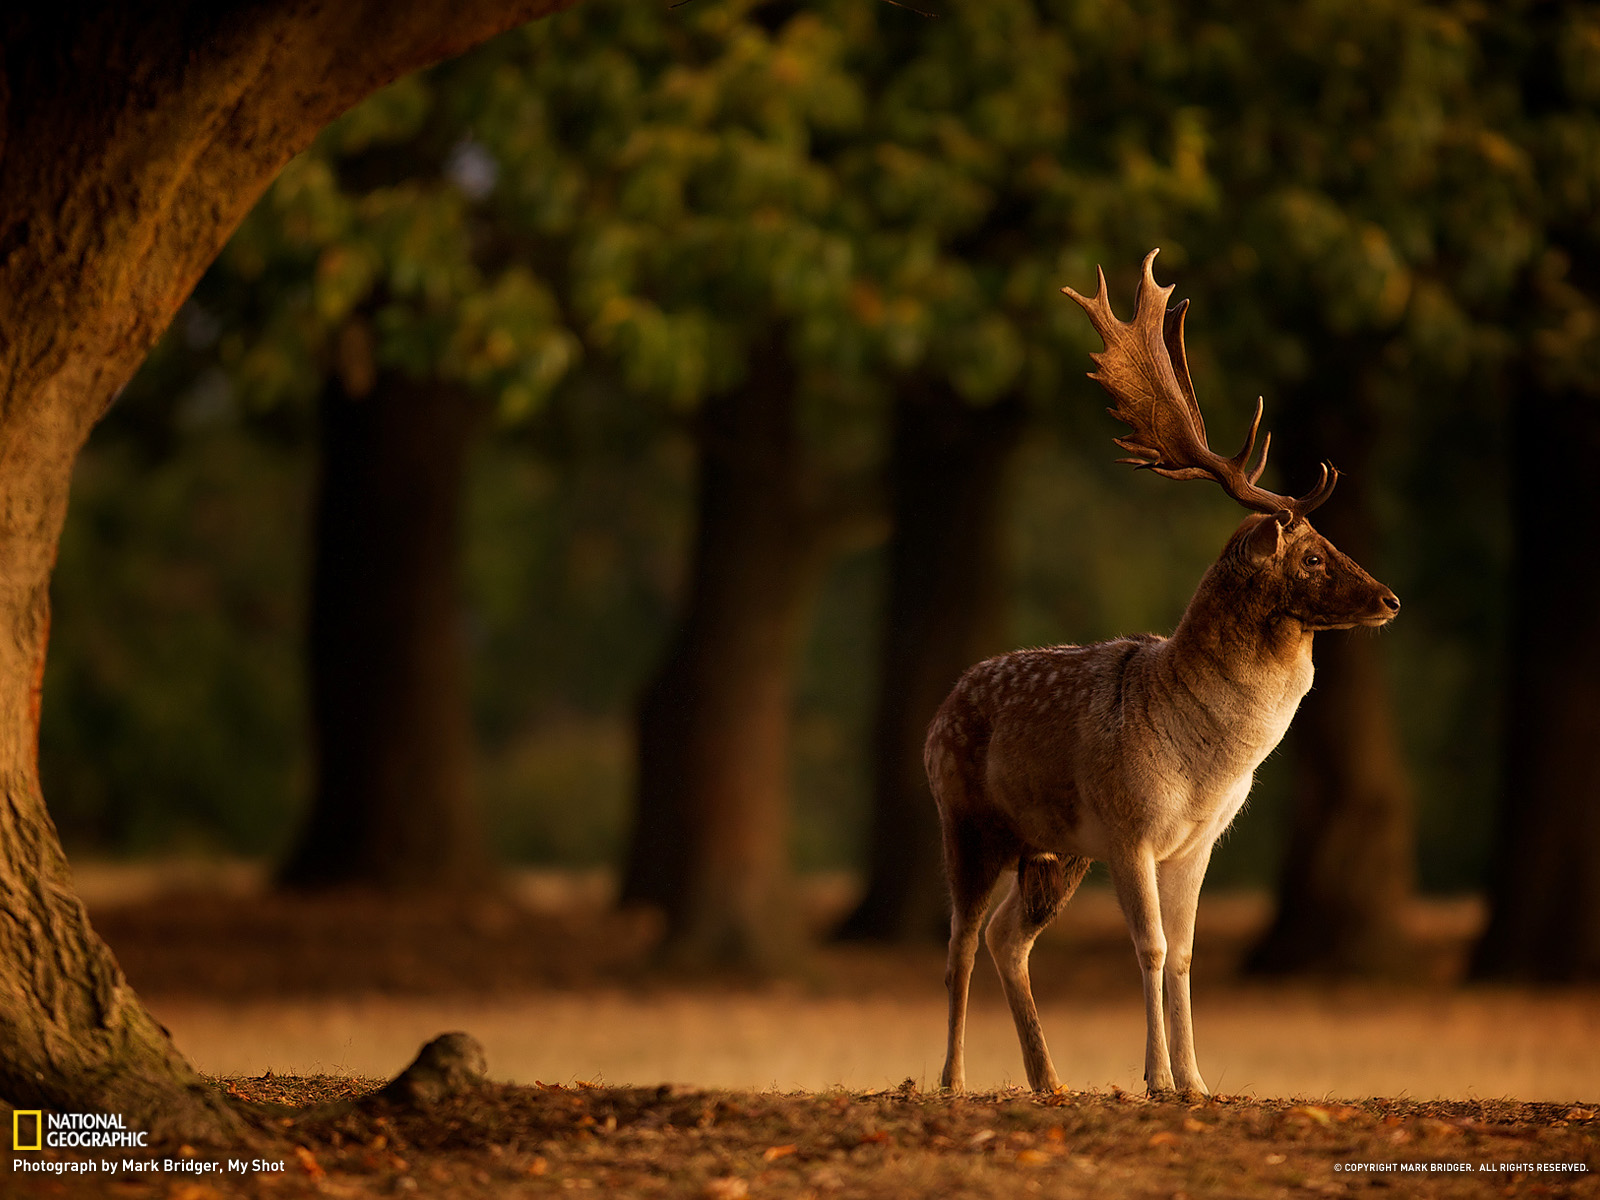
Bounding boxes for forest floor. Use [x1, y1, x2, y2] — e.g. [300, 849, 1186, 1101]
[5, 864, 1599, 1198]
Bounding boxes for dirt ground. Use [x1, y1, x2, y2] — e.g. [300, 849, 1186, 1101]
[10, 1076, 1599, 1199]
[5, 865, 1599, 1197]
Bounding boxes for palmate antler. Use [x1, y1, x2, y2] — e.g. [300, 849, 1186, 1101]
[1063, 249, 1336, 522]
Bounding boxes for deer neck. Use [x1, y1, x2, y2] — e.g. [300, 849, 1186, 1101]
[1164, 564, 1315, 731]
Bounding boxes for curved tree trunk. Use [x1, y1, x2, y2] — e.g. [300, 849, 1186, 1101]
[279, 368, 485, 891]
[836, 385, 1025, 943]
[1472, 338, 1600, 980]
[0, 0, 564, 1130]
[0, 391, 240, 1138]
[621, 355, 835, 970]
[1246, 343, 1416, 976]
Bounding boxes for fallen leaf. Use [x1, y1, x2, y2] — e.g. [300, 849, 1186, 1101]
[293, 1145, 325, 1179]
[1148, 1131, 1180, 1148]
[703, 1178, 748, 1200]
[1016, 1149, 1051, 1166]
[1181, 1118, 1208, 1134]
[763, 1144, 798, 1162]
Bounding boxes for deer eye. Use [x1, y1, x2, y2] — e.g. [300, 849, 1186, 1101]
[1303, 553, 1323, 569]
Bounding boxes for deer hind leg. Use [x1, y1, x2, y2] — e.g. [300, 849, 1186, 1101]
[939, 816, 1010, 1092]
[1108, 847, 1176, 1093]
[984, 852, 1091, 1092]
[1157, 847, 1213, 1096]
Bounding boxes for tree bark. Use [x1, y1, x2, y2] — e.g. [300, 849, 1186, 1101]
[1472, 347, 1600, 980]
[0, 392, 242, 1138]
[835, 385, 1026, 943]
[0, 0, 566, 1129]
[278, 368, 484, 891]
[1246, 344, 1416, 976]
[620, 354, 836, 970]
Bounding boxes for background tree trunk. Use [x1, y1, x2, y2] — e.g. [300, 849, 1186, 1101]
[835, 385, 1025, 943]
[0, 0, 565, 1127]
[1246, 343, 1416, 976]
[279, 367, 484, 891]
[1473, 306, 1600, 980]
[1469, 13, 1600, 980]
[621, 356, 833, 969]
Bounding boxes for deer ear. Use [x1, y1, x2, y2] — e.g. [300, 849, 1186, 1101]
[1246, 513, 1286, 564]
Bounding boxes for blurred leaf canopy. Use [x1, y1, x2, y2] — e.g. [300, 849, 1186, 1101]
[41, 0, 1599, 883]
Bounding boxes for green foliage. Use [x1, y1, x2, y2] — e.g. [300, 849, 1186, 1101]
[462, 375, 691, 734]
[457, 0, 869, 409]
[44, 0, 1599, 891]
[210, 73, 579, 419]
[42, 403, 310, 857]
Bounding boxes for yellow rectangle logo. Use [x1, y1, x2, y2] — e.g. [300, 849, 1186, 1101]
[13, 1109, 43, 1151]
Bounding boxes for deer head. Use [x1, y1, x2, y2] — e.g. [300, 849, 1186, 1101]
[1064, 250, 1399, 632]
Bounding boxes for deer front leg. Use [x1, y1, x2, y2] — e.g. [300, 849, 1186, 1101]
[1109, 847, 1174, 1093]
[1157, 846, 1213, 1096]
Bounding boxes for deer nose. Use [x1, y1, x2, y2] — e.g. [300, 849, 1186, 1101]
[1381, 591, 1400, 613]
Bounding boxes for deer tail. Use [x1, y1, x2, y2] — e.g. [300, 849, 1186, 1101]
[1019, 853, 1092, 929]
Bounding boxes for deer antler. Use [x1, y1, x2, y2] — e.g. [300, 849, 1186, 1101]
[1062, 249, 1336, 522]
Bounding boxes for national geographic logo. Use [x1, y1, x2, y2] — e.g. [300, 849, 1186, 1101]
[13, 1110, 41, 1151]
[11, 1111, 148, 1150]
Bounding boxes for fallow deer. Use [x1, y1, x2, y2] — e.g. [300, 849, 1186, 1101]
[928, 249, 1400, 1096]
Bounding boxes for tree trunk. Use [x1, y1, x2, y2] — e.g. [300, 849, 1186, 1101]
[1245, 628, 1416, 974]
[835, 385, 1026, 942]
[620, 357, 834, 970]
[1472, 352, 1600, 980]
[1246, 345, 1416, 976]
[0, 390, 241, 1138]
[0, 0, 565, 1129]
[279, 368, 484, 891]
